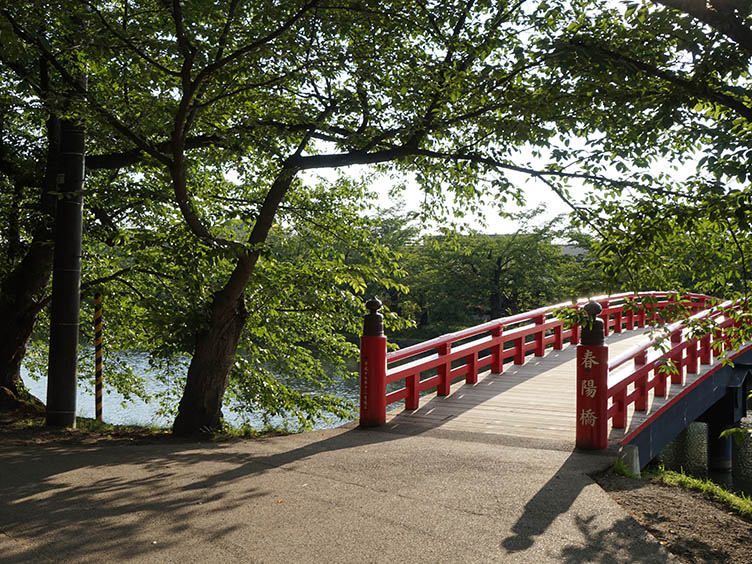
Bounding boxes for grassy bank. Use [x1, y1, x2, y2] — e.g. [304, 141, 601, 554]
[612, 461, 752, 521]
[647, 468, 752, 520]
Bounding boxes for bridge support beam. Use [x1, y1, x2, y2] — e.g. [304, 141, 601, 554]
[624, 357, 752, 472]
[699, 368, 749, 472]
[707, 418, 733, 473]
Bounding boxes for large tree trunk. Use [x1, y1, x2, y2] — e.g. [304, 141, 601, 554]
[171, 167, 296, 435]
[0, 109, 59, 402]
[489, 254, 504, 319]
[0, 244, 54, 397]
[172, 276, 249, 433]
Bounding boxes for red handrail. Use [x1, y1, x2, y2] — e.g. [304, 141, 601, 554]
[605, 298, 749, 432]
[383, 291, 714, 411]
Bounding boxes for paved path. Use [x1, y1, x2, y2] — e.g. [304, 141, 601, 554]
[1, 423, 678, 563]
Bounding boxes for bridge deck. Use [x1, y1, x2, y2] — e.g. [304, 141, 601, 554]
[384, 330, 712, 446]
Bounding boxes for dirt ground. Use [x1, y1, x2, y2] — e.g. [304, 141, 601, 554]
[595, 471, 752, 564]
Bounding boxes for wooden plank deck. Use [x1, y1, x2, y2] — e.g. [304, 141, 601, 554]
[384, 329, 710, 446]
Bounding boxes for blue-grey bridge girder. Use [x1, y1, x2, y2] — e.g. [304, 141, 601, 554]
[625, 350, 752, 469]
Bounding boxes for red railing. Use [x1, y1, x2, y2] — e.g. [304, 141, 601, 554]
[381, 291, 712, 415]
[605, 298, 750, 434]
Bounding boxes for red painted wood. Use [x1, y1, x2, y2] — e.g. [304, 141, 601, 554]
[700, 333, 712, 364]
[612, 388, 627, 429]
[385, 388, 408, 404]
[599, 300, 610, 337]
[406, 373, 419, 410]
[620, 340, 752, 446]
[686, 340, 698, 374]
[374, 292, 719, 424]
[514, 336, 525, 365]
[576, 344, 609, 449]
[534, 314, 546, 356]
[635, 376, 648, 411]
[626, 309, 635, 331]
[553, 324, 563, 350]
[604, 298, 748, 440]
[670, 353, 683, 385]
[491, 326, 503, 373]
[437, 342, 451, 396]
[614, 310, 623, 333]
[466, 352, 478, 385]
[360, 335, 387, 426]
[570, 323, 580, 345]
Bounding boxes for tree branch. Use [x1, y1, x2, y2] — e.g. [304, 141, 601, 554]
[214, 0, 241, 63]
[569, 38, 752, 123]
[82, 0, 181, 77]
[193, 0, 321, 89]
[86, 133, 226, 170]
[653, 0, 752, 54]
[2, 8, 171, 167]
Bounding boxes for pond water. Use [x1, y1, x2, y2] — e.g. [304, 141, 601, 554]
[22, 353, 362, 431]
[655, 418, 752, 495]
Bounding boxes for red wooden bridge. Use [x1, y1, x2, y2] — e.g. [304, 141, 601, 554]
[359, 292, 752, 470]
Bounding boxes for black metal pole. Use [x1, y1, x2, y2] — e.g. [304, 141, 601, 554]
[46, 116, 85, 427]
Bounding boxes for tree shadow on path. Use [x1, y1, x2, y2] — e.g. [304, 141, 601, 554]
[500, 450, 674, 563]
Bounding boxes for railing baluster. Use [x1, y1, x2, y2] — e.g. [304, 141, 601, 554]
[626, 307, 635, 331]
[534, 314, 545, 356]
[437, 342, 451, 396]
[570, 322, 580, 345]
[686, 339, 698, 374]
[514, 336, 525, 365]
[553, 322, 563, 350]
[406, 373, 419, 410]
[635, 351, 648, 411]
[670, 330, 683, 385]
[613, 389, 627, 429]
[700, 333, 712, 365]
[613, 309, 623, 333]
[599, 300, 610, 337]
[637, 304, 646, 328]
[466, 352, 478, 385]
[491, 326, 503, 373]
[654, 364, 668, 398]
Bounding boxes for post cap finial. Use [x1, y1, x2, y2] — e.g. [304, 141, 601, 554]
[580, 301, 605, 346]
[583, 301, 602, 318]
[366, 297, 382, 314]
[363, 297, 384, 337]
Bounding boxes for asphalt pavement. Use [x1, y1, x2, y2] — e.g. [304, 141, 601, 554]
[0, 421, 678, 563]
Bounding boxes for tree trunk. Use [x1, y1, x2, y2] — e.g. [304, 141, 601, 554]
[0, 244, 53, 397]
[171, 167, 296, 435]
[172, 283, 249, 434]
[490, 254, 504, 319]
[0, 109, 59, 401]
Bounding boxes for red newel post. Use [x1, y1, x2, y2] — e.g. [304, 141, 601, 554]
[576, 301, 609, 450]
[360, 298, 387, 427]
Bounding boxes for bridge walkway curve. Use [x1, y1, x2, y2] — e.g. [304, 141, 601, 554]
[383, 329, 698, 447]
